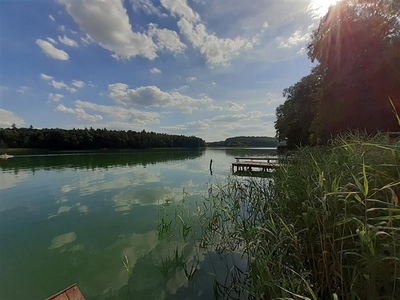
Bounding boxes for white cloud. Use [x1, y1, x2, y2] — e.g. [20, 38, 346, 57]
[212, 82, 216, 85]
[180, 106, 199, 114]
[0, 109, 25, 127]
[207, 101, 246, 112]
[225, 101, 246, 111]
[131, 0, 167, 17]
[41, 73, 53, 81]
[186, 76, 196, 82]
[58, 0, 257, 64]
[210, 111, 274, 123]
[71, 80, 85, 88]
[108, 83, 212, 108]
[178, 18, 256, 66]
[278, 30, 310, 48]
[150, 67, 161, 74]
[109, 84, 172, 106]
[0, 86, 9, 91]
[58, 35, 78, 47]
[213, 123, 273, 134]
[173, 85, 188, 92]
[207, 104, 223, 111]
[75, 100, 160, 125]
[161, 120, 209, 132]
[81, 34, 94, 45]
[56, 104, 103, 122]
[160, 0, 200, 22]
[48, 93, 64, 102]
[16, 86, 29, 94]
[49, 14, 55, 22]
[59, 25, 66, 32]
[36, 39, 69, 60]
[161, 0, 257, 66]
[50, 80, 77, 92]
[58, 0, 158, 60]
[47, 37, 58, 44]
[40, 74, 77, 93]
[148, 23, 186, 54]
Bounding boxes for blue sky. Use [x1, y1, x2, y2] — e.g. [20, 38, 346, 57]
[0, 0, 335, 141]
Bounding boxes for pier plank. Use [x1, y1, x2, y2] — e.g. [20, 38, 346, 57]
[232, 156, 287, 174]
[45, 284, 85, 300]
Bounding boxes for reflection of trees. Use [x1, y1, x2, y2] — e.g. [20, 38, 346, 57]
[152, 199, 252, 300]
[103, 241, 245, 300]
[0, 149, 205, 172]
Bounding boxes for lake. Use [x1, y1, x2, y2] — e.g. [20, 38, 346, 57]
[0, 148, 276, 300]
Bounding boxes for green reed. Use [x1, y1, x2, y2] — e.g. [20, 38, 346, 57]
[157, 132, 400, 299]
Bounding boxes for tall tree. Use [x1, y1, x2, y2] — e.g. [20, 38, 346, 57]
[307, 0, 400, 142]
[275, 68, 321, 147]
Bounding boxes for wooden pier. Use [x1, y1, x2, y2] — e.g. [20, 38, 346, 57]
[232, 156, 285, 174]
[45, 284, 85, 300]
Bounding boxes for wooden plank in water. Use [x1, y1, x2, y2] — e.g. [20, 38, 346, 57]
[65, 285, 85, 300]
[45, 284, 85, 300]
[51, 294, 69, 300]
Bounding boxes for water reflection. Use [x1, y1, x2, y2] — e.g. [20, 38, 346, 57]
[0, 170, 29, 189]
[0, 148, 263, 299]
[48, 232, 77, 249]
[0, 149, 205, 172]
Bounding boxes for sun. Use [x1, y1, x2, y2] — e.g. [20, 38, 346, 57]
[309, 0, 340, 18]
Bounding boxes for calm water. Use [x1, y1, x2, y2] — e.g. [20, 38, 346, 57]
[0, 148, 275, 300]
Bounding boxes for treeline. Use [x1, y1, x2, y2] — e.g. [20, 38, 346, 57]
[275, 0, 400, 147]
[0, 127, 206, 150]
[207, 136, 277, 147]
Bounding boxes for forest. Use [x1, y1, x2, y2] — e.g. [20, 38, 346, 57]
[0, 127, 206, 150]
[275, 0, 400, 147]
[207, 136, 277, 147]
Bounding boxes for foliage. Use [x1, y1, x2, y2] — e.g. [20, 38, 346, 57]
[207, 136, 277, 147]
[162, 133, 400, 299]
[275, 68, 321, 147]
[0, 127, 205, 150]
[276, 0, 400, 146]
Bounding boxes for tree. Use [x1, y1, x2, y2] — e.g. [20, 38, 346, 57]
[275, 68, 321, 147]
[0, 127, 206, 149]
[307, 0, 400, 142]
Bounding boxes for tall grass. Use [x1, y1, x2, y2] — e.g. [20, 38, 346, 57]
[158, 133, 400, 299]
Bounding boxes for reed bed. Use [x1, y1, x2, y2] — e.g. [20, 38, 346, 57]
[159, 133, 400, 299]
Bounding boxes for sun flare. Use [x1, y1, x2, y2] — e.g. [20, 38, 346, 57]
[309, 0, 340, 17]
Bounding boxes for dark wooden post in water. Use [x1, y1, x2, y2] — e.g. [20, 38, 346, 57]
[209, 159, 213, 175]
